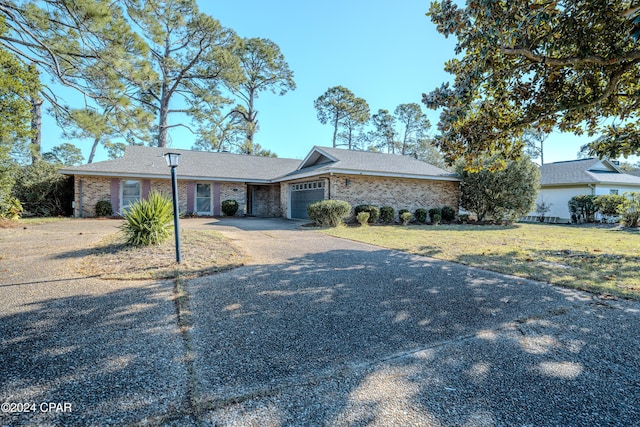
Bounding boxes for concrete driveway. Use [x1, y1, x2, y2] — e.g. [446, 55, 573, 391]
[189, 218, 640, 426]
[1, 217, 638, 426]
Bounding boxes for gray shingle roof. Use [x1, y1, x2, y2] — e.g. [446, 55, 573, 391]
[280, 146, 458, 181]
[60, 146, 301, 182]
[540, 158, 640, 186]
[60, 145, 460, 183]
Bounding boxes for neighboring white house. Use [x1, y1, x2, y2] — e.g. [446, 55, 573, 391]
[528, 158, 640, 223]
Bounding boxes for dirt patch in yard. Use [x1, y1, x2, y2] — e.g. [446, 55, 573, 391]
[77, 229, 246, 280]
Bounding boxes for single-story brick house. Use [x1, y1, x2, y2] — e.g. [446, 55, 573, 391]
[527, 158, 640, 223]
[59, 145, 460, 220]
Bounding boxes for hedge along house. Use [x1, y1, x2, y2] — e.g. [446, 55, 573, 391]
[60, 145, 460, 220]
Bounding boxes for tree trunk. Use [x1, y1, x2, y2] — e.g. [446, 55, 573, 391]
[157, 98, 168, 148]
[246, 89, 257, 145]
[157, 77, 170, 147]
[332, 113, 339, 148]
[88, 137, 100, 163]
[348, 127, 353, 150]
[246, 124, 254, 145]
[30, 95, 43, 163]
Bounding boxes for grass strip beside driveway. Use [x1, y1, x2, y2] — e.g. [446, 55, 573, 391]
[322, 223, 640, 300]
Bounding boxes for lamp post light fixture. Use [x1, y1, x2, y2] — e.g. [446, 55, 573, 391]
[164, 152, 182, 263]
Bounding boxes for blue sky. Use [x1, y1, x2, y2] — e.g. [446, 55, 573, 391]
[41, 0, 638, 165]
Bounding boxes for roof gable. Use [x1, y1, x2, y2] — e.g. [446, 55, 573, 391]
[297, 146, 338, 170]
[540, 158, 640, 186]
[284, 146, 458, 181]
[588, 159, 621, 173]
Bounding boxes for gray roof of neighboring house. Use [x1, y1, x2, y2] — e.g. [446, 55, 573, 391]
[540, 158, 640, 186]
[60, 145, 460, 183]
[279, 146, 459, 181]
[59, 146, 301, 182]
[627, 169, 640, 177]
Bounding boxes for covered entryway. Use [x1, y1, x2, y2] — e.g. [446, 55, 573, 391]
[290, 180, 325, 219]
[247, 184, 281, 217]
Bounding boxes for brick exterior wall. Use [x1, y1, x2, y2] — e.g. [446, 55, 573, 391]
[73, 176, 244, 217]
[249, 184, 281, 217]
[220, 183, 246, 216]
[74, 174, 459, 220]
[73, 176, 112, 218]
[280, 182, 288, 217]
[330, 174, 460, 221]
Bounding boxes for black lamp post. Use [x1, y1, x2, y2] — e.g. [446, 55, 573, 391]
[164, 152, 182, 263]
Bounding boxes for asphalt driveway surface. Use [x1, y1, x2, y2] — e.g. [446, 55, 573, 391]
[1, 217, 639, 426]
[190, 218, 640, 426]
[0, 220, 191, 427]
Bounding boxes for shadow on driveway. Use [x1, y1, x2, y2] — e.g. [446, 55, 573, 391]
[189, 245, 640, 426]
[0, 281, 190, 426]
[194, 216, 308, 232]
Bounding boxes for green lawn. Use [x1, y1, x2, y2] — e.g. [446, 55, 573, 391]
[322, 223, 640, 300]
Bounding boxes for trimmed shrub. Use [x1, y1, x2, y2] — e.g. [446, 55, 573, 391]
[568, 195, 597, 223]
[400, 211, 412, 225]
[95, 200, 113, 217]
[428, 207, 442, 223]
[432, 213, 442, 225]
[119, 191, 174, 247]
[414, 208, 428, 224]
[354, 204, 380, 223]
[619, 192, 640, 228]
[459, 213, 470, 223]
[356, 211, 370, 226]
[221, 199, 239, 216]
[441, 205, 456, 221]
[380, 206, 394, 223]
[307, 200, 351, 227]
[398, 209, 410, 220]
[594, 194, 625, 222]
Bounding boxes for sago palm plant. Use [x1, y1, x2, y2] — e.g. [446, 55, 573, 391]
[119, 191, 174, 246]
